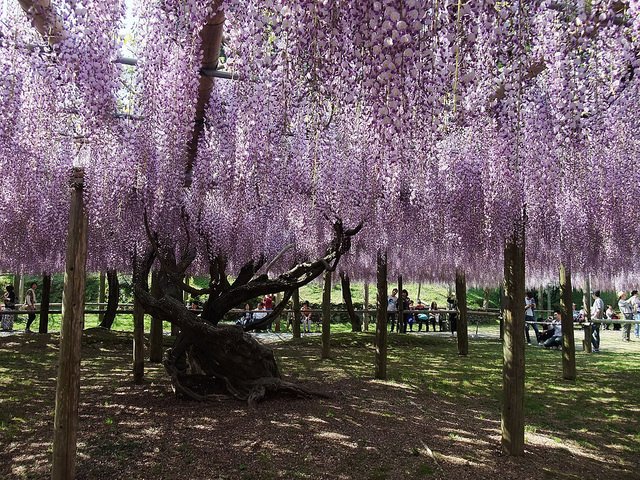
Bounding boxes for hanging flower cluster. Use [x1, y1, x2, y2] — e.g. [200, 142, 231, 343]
[0, 0, 638, 289]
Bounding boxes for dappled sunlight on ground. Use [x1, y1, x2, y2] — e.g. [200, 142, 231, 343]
[0, 328, 638, 479]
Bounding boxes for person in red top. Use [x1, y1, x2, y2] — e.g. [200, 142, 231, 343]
[264, 294, 274, 311]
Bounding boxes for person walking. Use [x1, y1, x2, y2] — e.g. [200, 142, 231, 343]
[2, 285, 16, 331]
[591, 290, 605, 352]
[301, 301, 312, 334]
[24, 282, 37, 333]
[630, 290, 640, 339]
[618, 291, 633, 342]
[387, 288, 398, 332]
[524, 291, 539, 344]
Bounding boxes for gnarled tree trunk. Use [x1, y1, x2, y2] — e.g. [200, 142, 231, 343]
[99, 270, 119, 329]
[135, 218, 362, 406]
[340, 271, 361, 332]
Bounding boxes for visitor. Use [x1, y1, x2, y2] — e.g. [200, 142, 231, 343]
[407, 300, 415, 332]
[2, 285, 16, 331]
[24, 282, 37, 333]
[387, 288, 398, 332]
[617, 291, 633, 342]
[264, 294, 274, 311]
[237, 303, 252, 327]
[252, 302, 268, 331]
[541, 310, 562, 349]
[630, 290, 640, 339]
[524, 291, 538, 344]
[572, 303, 582, 322]
[591, 290, 605, 352]
[429, 301, 441, 331]
[447, 295, 457, 335]
[399, 289, 410, 333]
[415, 300, 429, 332]
[301, 301, 312, 333]
[605, 304, 615, 324]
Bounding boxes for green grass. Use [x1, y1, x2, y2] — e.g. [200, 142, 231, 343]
[274, 332, 640, 460]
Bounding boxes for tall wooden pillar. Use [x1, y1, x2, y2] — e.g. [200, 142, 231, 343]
[321, 271, 332, 359]
[13, 274, 21, 303]
[559, 264, 576, 380]
[51, 167, 89, 480]
[375, 250, 388, 379]
[98, 272, 106, 324]
[363, 283, 370, 332]
[397, 275, 404, 333]
[149, 271, 163, 363]
[501, 230, 525, 456]
[39, 273, 51, 334]
[455, 269, 468, 356]
[133, 296, 145, 383]
[292, 288, 301, 339]
[583, 275, 592, 353]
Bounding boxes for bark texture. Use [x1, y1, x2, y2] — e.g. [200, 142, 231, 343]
[134, 217, 361, 406]
[98, 270, 119, 329]
[501, 229, 525, 456]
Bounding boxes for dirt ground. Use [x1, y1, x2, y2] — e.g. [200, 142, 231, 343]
[0, 329, 638, 480]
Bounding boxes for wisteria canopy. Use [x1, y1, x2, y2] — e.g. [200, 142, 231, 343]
[0, 0, 638, 287]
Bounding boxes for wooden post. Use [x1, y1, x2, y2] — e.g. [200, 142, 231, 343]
[397, 275, 404, 333]
[183, 275, 190, 304]
[583, 275, 592, 353]
[98, 272, 106, 325]
[499, 285, 505, 341]
[149, 271, 163, 363]
[455, 269, 468, 356]
[132, 293, 145, 384]
[416, 281, 421, 302]
[13, 274, 21, 303]
[39, 273, 51, 334]
[292, 288, 301, 339]
[18, 275, 24, 305]
[321, 270, 332, 359]
[363, 282, 370, 332]
[538, 285, 544, 315]
[501, 229, 525, 456]
[274, 292, 281, 332]
[375, 250, 388, 379]
[546, 285, 552, 312]
[51, 167, 89, 480]
[559, 264, 576, 380]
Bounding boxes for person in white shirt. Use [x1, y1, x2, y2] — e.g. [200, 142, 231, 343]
[541, 310, 563, 349]
[24, 282, 37, 333]
[618, 291, 633, 341]
[387, 288, 398, 332]
[629, 290, 640, 339]
[524, 291, 539, 344]
[591, 290, 605, 352]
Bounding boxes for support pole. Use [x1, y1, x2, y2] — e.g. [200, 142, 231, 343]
[51, 167, 88, 480]
[397, 275, 404, 333]
[375, 250, 388, 379]
[583, 275, 592, 354]
[559, 264, 576, 380]
[501, 229, 525, 456]
[455, 269, 468, 356]
[363, 282, 370, 332]
[98, 272, 106, 325]
[292, 288, 301, 339]
[13, 274, 21, 303]
[149, 271, 163, 363]
[39, 273, 51, 334]
[321, 270, 332, 359]
[132, 295, 145, 384]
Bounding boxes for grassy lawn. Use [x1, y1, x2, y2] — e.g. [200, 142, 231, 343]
[0, 327, 638, 479]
